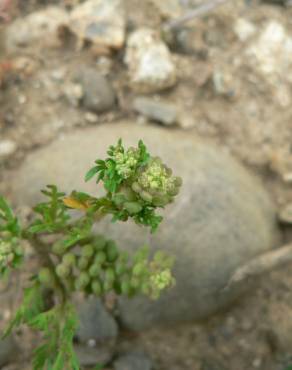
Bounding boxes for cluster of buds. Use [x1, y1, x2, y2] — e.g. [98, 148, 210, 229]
[38, 234, 174, 299]
[113, 146, 140, 180]
[132, 156, 182, 207]
[0, 236, 23, 275]
[113, 156, 182, 216]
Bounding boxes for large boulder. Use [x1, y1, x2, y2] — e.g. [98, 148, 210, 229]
[9, 122, 280, 330]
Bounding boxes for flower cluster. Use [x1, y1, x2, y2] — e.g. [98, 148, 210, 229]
[85, 139, 182, 231]
[132, 156, 182, 207]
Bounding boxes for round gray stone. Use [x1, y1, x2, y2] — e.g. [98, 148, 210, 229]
[9, 122, 280, 330]
[76, 298, 118, 342]
[114, 352, 153, 370]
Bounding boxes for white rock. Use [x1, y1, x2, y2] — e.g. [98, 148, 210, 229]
[246, 20, 292, 78]
[69, 0, 126, 50]
[0, 140, 17, 158]
[125, 28, 177, 93]
[246, 20, 292, 105]
[5, 7, 68, 51]
[233, 18, 256, 42]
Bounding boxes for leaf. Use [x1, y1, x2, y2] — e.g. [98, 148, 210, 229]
[31, 304, 80, 370]
[63, 197, 89, 211]
[85, 166, 99, 182]
[3, 281, 44, 338]
[0, 196, 20, 236]
[28, 185, 70, 235]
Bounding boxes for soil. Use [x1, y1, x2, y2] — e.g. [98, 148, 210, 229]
[1, 0, 292, 369]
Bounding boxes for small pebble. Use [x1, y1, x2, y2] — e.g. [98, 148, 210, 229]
[0, 140, 17, 158]
[85, 112, 99, 123]
[18, 95, 27, 104]
[252, 358, 262, 368]
[133, 97, 177, 126]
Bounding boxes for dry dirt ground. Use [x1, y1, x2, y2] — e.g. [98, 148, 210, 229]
[1, 0, 292, 369]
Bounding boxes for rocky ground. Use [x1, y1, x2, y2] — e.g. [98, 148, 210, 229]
[1, 0, 292, 369]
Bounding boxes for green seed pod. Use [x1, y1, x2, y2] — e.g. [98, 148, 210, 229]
[75, 272, 90, 290]
[131, 276, 141, 289]
[56, 264, 70, 278]
[113, 194, 125, 208]
[154, 251, 165, 263]
[164, 166, 172, 176]
[94, 251, 107, 265]
[174, 176, 183, 187]
[52, 241, 66, 255]
[93, 235, 106, 250]
[105, 268, 115, 283]
[82, 244, 94, 258]
[139, 191, 153, 203]
[153, 156, 162, 164]
[91, 279, 102, 295]
[120, 251, 129, 263]
[132, 263, 146, 277]
[64, 278, 75, 292]
[78, 256, 90, 270]
[103, 280, 113, 292]
[106, 240, 119, 262]
[121, 187, 136, 201]
[141, 282, 150, 295]
[89, 263, 102, 278]
[121, 280, 131, 295]
[131, 182, 142, 193]
[38, 267, 55, 287]
[62, 253, 76, 267]
[167, 187, 179, 196]
[152, 195, 169, 207]
[115, 262, 127, 275]
[124, 201, 142, 214]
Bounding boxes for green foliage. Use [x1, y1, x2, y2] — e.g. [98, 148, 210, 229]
[28, 185, 70, 234]
[84, 139, 182, 232]
[0, 197, 22, 276]
[3, 281, 44, 338]
[0, 139, 182, 370]
[0, 196, 20, 236]
[31, 304, 79, 370]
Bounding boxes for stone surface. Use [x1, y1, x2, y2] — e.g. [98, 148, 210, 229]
[125, 28, 176, 93]
[9, 122, 280, 330]
[75, 343, 114, 367]
[69, 0, 126, 50]
[5, 7, 68, 51]
[74, 67, 116, 113]
[133, 97, 178, 125]
[114, 352, 153, 370]
[76, 298, 118, 343]
[0, 336, 17, 367]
